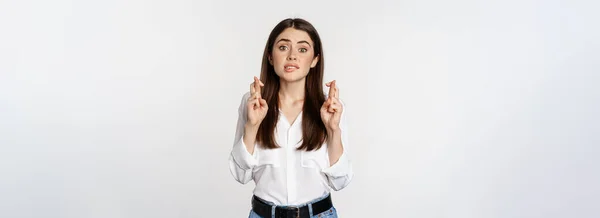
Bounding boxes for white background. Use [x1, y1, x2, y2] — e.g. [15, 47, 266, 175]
[1, 0, 599, 217]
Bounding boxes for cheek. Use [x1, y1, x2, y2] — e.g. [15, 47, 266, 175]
[301, 56, 316, 67]
[271, 53, 286, 65]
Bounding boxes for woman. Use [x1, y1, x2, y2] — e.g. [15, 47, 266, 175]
[229, 18, 353, 218]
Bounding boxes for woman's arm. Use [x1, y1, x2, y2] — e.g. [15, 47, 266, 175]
[322, 99, 353, 191]
[228, 92, 259, 184]
[326, 129, 343, 166]
[320, 81, 354, 191]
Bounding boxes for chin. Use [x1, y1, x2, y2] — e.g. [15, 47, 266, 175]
[278, 73, 307, 83]
[274, 69, 297, 80]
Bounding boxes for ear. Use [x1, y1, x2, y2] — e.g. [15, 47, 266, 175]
[268, 55, 273, 65]
[310, 55, 320, 68]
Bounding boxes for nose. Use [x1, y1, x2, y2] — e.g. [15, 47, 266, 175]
[286, 55, 297, 61]
[287, 50, 297, 61]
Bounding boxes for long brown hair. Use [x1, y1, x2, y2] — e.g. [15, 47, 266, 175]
[257, 18, 327, 151]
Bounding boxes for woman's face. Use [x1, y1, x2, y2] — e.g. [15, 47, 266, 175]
[269, 27, 319, 83]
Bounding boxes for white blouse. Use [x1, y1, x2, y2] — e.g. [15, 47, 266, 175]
[228, 92, 354, 205]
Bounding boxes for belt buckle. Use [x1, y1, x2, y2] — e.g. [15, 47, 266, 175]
[291, 206, 300, 218]
[276, 206, 300, 218]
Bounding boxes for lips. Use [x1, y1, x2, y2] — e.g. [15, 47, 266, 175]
[284, 64, 299, 72]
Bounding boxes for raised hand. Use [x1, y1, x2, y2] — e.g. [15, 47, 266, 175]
[320, 80, 343, 132]
[247, 76, 268, 127]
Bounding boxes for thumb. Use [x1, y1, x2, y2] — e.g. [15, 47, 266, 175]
[321, 100, 329, 111]
[259, 98, 268, 108]
[333, 108, 342, 121]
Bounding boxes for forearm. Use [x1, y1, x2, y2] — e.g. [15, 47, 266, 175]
[326, 129, 343, 166]
[243, 124, 259, 155]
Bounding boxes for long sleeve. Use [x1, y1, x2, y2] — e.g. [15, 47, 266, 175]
[229, 92, 259, 184]
[321, 99, 354, 191]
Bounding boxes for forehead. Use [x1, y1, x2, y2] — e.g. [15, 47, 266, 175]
[275, 27, 313, 44]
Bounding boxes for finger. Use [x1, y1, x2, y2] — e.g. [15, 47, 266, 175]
[250, 82, 255, 94]
[325, 99, 335, 113]
[332, 81, 339, 99]
[328, 102, 342, 113]
[328, 106, 338, 113]
[331, 80, 337, 98]
[259, 98, 268, 108]
[248, 93, 257, 100]
[255, 76, 265, 87]
[250, 89, 259, 100]
[333, 98, 343, 113]
[248, 98, 259, 108]
[254, 77, 262, 98]
[329, 97, 343, 111]
[321, 98, 330, 110]
[250, 92, 261, 108]
[330, 96, 342, 106]
[327, 80, 335, 98]
[326, 80, 335, 87]
[248, 94, 259, 101]
[333, 105, 343, 120]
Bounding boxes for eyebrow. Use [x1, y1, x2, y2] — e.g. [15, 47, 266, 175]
[276, 38, 312, 48]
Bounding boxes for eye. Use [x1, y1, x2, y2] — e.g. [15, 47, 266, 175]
[299, 48, 308, 53]
[278, 45, 288, 51]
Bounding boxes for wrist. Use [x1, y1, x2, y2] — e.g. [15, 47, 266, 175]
[245, 123, 260, 132]
[326, 127, 340, 134]
[326, 129, 341, 142]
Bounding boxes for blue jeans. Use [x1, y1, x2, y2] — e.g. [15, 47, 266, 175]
[248, 194, 338, 218]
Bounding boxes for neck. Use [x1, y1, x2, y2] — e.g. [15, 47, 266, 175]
[278, 78, 306, 103]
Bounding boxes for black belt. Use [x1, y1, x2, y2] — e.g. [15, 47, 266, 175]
[251, 194, 333, 218]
